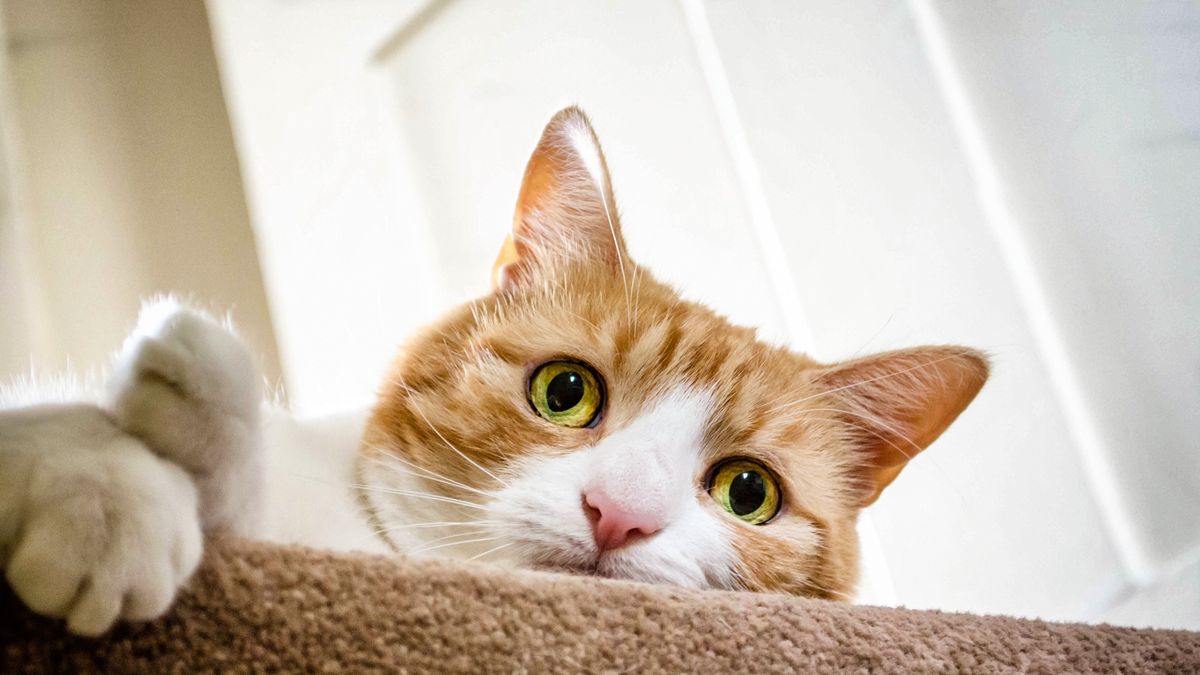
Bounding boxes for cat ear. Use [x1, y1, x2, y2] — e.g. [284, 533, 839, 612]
[815, 346, 989, 506]
[492, 106, 629, 290]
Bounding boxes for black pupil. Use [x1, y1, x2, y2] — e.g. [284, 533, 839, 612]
[546, 371, 585, 412]
[729, 471, 767, 516]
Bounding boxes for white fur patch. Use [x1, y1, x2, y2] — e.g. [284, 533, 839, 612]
[259, 409, 388, 554]
[568, 123, 608, 193]
[484, 387, 739, 588]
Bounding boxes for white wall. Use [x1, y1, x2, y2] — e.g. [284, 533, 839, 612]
[0, 0, 282, 386]
[0, 5, 43, 379]
[207, 0, 1198, 628]
[931, 0, 1200, 580]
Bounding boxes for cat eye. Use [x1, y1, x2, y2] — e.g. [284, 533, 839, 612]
[528, 361, 604, 428]
[707, 459, 781, 525]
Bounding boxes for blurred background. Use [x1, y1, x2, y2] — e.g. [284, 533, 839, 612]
[1, 0, 1196, 629]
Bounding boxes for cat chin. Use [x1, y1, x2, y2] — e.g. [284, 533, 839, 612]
[523, 544, 627, 580]
[532, 559, 661, 585]
[524, 546, 713, 589]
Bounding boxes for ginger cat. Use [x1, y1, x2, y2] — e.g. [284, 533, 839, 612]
[0, 107, 987, 635]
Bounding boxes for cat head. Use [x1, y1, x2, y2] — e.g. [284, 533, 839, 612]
[359, 107, 988, 598]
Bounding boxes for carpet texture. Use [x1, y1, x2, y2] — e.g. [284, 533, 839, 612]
[2, 538, 1197, 673]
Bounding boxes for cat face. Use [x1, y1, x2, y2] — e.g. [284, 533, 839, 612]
[359, 107, 987, 598]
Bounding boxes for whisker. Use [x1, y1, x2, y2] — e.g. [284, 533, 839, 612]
[765, 353, 970, 415]
[372, 519, 500, 535]
[781, 410, 968, 506]
[590, 156, 632, 325]
[851, 312, 895, 357]
[468, 541, 514, 562]
[408, 528, 495, 548]
[782, 409, 918, 458]
[350, 483, 490, 511]
[366, 450, 494, 498]
[287, 471, 494, 513]
[779, 406, 922, 457]
[630, 263, 644, 329]
[285, 468, 492, 514]
[388, 374, 510, 488]
[411, 535, 505, 556]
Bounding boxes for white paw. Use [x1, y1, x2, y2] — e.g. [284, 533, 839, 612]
[107, 297, 263, 534]
[110, 297, 261, 421]
[5, 433, 202, 637]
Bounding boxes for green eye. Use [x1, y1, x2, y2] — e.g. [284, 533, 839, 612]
[528, 361, 603, 428]
[707, 459, 781, 525]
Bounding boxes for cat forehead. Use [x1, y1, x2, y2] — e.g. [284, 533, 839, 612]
[480, 269, 815, 378]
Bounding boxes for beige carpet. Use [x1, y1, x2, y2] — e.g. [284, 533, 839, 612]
[3, 538, 1197, 673]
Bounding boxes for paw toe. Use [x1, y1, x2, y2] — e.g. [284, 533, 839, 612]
[171, 515, 204, 584]
[6, 536, 87, 618]
[66, 578, 123, 637]
[122, 558, 177, 621]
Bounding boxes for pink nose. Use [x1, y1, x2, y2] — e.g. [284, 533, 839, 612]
[583, 489, 663, 551]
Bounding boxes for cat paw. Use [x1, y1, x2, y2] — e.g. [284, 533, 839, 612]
[4, 434, 202, 637]
[108, 297, 261, 451]
[106, 297, 263, 534]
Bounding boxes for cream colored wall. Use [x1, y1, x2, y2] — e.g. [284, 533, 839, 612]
[0, 0, 281, 386]
[0, 6, 39, 378]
